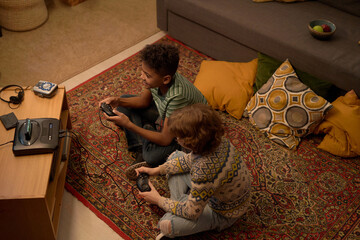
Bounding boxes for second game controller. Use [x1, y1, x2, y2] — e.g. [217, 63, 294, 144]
[136, 173, 151, 192]
[100, 103, 116, 116]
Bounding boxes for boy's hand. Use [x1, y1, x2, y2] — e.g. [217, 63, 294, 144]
[104, 110, 131, 127]
[138, 181, 162, 205]
[136, 166, 160, 176]
[99, 97, 120, 108]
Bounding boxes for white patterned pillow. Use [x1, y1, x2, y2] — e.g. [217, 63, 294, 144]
[245, 59, 332, 149]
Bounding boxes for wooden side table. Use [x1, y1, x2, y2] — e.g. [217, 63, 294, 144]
[0, 86, 71, 240]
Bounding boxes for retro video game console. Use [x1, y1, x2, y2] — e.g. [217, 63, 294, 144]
[13, 118, 60, 156]
[33, 81, 58, 98]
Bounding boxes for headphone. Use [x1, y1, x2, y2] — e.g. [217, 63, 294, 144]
[0, 85, 25, 104]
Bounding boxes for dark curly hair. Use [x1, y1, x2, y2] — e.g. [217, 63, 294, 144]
[140, 43, 179, 77]
[168, 103, 225, 155]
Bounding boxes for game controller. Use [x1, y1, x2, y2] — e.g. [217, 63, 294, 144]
[136, 173, 151, 192]
[100, 103, 116, 116]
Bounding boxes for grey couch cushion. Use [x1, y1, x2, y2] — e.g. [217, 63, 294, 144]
[160, 0, 360, 95]
[319, 0, 360, 17]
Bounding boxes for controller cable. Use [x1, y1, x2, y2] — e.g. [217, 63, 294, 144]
[97, 109, 148, 206]
[59, 109, 149, 207]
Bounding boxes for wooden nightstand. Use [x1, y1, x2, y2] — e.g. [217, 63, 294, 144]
[0, 86, 71, 240]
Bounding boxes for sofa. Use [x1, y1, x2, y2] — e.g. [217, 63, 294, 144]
[157, 0, 360, 96]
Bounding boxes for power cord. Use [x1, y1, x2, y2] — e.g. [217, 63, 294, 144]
[0, 140, 13, 147]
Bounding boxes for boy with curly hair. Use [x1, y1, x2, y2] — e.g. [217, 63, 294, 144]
[135, 103, 252, 239]
[99, 43, 207, 173]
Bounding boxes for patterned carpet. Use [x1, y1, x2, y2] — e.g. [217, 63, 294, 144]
[65, 35, 360, 240]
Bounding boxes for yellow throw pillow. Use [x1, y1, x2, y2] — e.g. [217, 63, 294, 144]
[314, 90, 360, 157]
[194, 59, 258, 119]
[245, 59, 332, 149]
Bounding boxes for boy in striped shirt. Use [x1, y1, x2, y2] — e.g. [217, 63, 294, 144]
[99, 43, 207, 172]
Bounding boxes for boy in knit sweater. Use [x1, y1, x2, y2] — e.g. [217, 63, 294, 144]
[135, 103, 252, 239]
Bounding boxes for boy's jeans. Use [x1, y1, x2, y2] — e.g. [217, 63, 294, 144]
[159, 150, 239, 237]
[116, 94, 180, 166]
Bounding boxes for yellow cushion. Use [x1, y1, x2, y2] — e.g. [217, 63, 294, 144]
[194, 59, 258, 119]
[314, 90, 360, 157]
[245, 59, 332, 149]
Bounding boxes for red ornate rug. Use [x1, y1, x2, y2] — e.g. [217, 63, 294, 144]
[65, 35, 360, 240]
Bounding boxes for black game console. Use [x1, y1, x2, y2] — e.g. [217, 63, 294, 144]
[136, 173, 151, 192]
[100, 103, 116, 116]
[13, 118, 60, 156]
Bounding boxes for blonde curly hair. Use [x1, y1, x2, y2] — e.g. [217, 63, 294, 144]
[168, 103, 224, 155]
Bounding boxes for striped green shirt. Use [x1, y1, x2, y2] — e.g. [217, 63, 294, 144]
[150, 72, 207, 119]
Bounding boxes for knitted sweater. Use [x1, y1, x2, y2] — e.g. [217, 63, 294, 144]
[158, 138, 252, 220]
